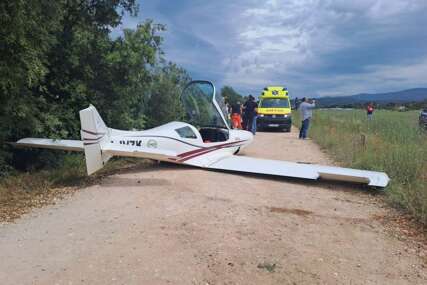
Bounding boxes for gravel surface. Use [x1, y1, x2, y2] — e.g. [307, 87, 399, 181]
[0, 129, 426, 284]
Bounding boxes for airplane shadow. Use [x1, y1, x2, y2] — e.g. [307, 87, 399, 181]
[257, 129, 289, 133]
[206, 168, 384, 196]
[100, 160, 383, 195]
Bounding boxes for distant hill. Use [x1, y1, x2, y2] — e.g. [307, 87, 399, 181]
[316, 88, 427, 107]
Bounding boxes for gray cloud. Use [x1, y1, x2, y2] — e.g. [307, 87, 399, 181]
[117, 0, 427, 97]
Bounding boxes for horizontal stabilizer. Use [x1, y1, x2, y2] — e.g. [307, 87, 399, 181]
[205, 156, 389, 187]
[13, 138, 83, 152]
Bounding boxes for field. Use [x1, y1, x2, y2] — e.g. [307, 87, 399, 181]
[294, 109, 427, 224]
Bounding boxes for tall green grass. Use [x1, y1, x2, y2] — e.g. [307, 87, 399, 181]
[294, 109, 427, 224]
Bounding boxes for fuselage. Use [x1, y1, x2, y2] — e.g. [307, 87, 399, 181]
[86, 121, 253, 167]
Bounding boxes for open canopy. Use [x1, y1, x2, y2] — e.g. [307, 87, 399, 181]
[181, 81, 229, 129]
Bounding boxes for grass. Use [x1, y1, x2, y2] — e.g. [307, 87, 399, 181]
[0, 154, 150, 222]
[293, 109, 427, 224]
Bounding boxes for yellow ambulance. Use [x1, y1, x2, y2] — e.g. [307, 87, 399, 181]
[257, 86, 292, 132]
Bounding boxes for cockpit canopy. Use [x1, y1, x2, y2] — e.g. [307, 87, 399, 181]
[181, 81, 229, 129]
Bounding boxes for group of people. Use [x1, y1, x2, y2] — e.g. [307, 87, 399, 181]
[228, 95, 375, 140]
[229, 95, 258, 135]
[229, 95, 315, 138]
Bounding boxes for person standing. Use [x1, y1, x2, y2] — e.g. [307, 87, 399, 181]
[226, 102, 231, 118]
[252, 100, 259, 135]
[231, 101, 243, 129]
[243, 95, 258, 135]
[294, 97, 300, 109]
[298, 97, 316, 139]
[367, 103, 374, 120]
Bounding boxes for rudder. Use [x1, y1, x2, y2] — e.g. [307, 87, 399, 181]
[79, 105, 111, 175]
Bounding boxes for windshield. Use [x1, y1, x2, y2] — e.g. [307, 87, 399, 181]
[181, 81, 229, 129]
[260, 98, 290, 108]
[215, 92, 231, 127]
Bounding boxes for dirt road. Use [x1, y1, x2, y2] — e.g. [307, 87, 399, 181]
[1, 130, 426, 284]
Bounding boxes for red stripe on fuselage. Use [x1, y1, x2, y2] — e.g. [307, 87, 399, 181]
[177, 140, 246, 158]
[82, 136, 104, 141]
[178, 141, 246, 162]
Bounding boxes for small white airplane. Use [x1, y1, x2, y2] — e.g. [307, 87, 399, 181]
[14, 80, 390, 187]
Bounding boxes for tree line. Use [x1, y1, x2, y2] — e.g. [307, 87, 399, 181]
[0, 0, 191, 175]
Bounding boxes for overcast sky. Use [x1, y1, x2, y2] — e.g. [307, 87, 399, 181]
[115, 0, 427, 98]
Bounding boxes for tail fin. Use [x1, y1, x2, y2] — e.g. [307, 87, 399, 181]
[79, 105, 112, 175]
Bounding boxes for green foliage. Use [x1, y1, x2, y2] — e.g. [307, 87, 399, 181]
[0, 1, 64, 173]
[221, 85, 243, 105]
[146, 63, 191, 128]
[101, 21, 167, 130]
[294, 109, 427, 224]
[0, 1, 188, 175]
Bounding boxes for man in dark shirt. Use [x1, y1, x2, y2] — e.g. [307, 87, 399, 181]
[231, 102, 241, 114]
[243, 95, 258, 134]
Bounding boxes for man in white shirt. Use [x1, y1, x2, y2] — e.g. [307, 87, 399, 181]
[298, 97, 316, 139]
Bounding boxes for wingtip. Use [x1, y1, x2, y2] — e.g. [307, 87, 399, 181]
[368, 173, 390, 188]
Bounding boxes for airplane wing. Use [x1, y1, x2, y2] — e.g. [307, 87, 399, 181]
[202, 156, 389, 187]
[13, 138, 84, 152]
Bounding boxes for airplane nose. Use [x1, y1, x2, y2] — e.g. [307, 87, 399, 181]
[245, 130, 254, 142]
[234, 129, 253, 148]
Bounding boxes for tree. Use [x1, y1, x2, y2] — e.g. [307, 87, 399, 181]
[145, 63, 191, 128]
[39, 0, 139, 135]
[220, 86, 243, 105]
[0, 1, 192, 175]
[104, 21, 165, 130]
[0, 1, 64, 173]
[0, 0, 140, 173]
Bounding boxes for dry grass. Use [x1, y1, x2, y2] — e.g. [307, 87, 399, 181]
[294, 109, 427, 224]
[0, 154, 151, 223]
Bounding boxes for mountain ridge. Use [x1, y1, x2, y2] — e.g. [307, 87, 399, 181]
[315, 88, 427, 107]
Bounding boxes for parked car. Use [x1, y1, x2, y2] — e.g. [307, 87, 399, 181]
[419, 109, 427, 129]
